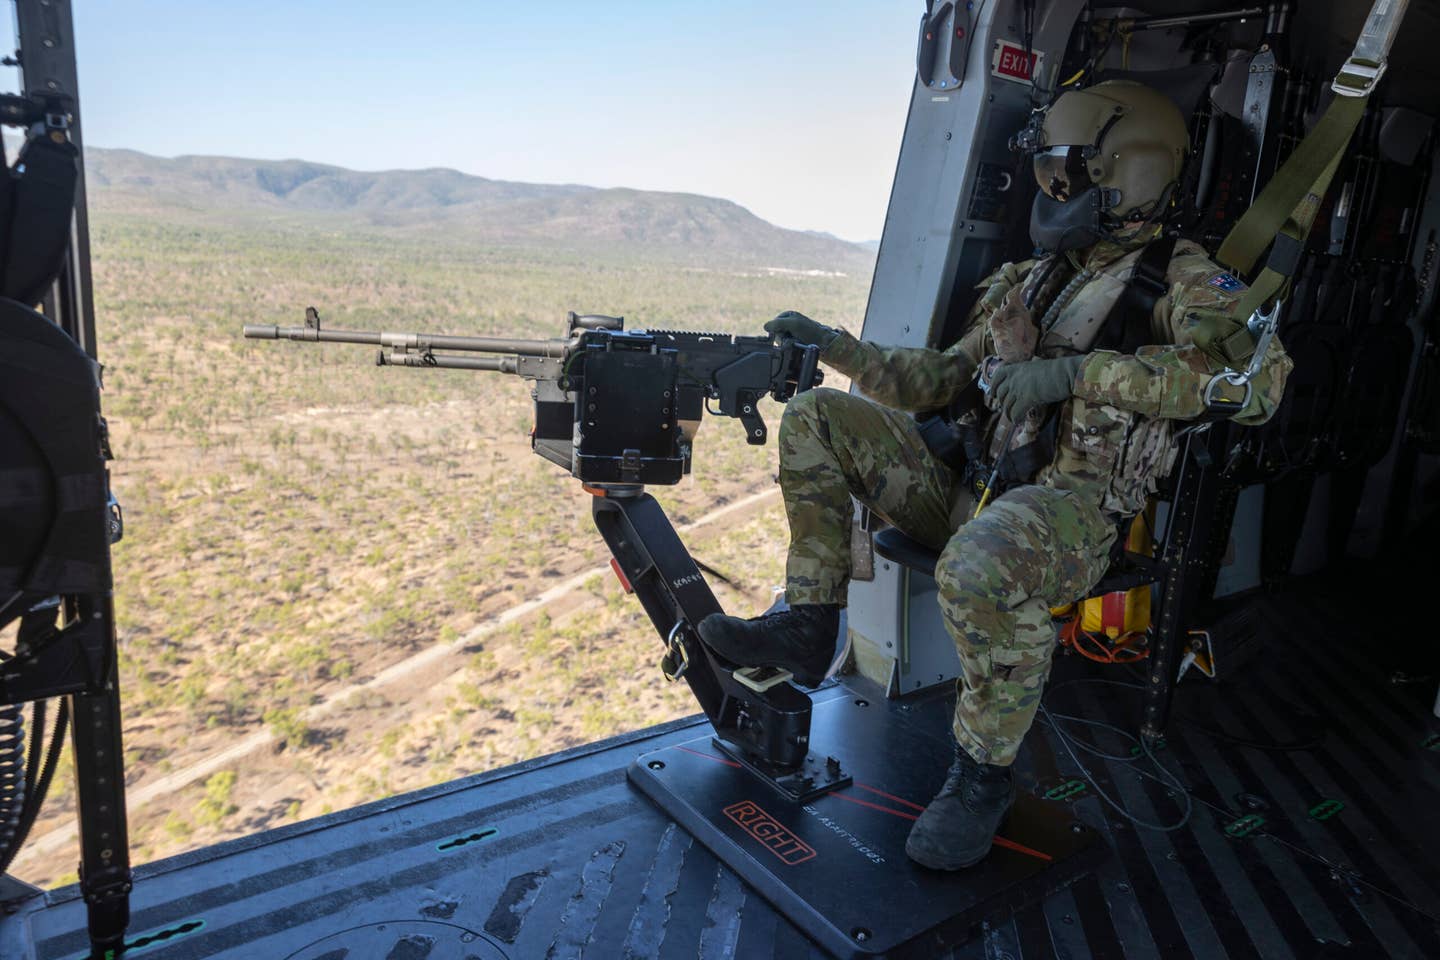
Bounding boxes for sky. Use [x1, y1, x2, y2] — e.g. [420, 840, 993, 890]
[6, 2, 921, 241]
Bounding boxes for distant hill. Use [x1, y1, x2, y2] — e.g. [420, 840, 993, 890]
[85, 148, 875, 271]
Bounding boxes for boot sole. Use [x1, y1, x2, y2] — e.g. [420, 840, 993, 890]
[904, 797, 1016, 871]
[904, 836, 991, 871]
[696, 613, 835, 689]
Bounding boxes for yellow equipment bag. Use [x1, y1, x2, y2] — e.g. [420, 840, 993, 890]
[1053, 504, 1155, 664]
[1080, 505, 1154, 638]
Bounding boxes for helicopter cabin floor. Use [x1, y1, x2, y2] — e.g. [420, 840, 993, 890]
[5, 578, 1440, 960]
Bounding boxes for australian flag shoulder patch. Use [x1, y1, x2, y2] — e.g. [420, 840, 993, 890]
[1207, 272, 1246, 293]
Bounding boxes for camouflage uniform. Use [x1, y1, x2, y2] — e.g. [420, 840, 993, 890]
[781, 236, 1292, 765]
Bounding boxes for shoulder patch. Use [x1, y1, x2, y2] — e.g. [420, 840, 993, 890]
[1207, 272, 1246, 293]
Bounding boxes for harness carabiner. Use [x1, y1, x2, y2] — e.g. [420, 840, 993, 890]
[1203, 301, 1281, 418]
[660, 620, 691, 682]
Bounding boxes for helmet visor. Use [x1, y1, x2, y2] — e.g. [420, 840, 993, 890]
[1033, 145, 1094, 202]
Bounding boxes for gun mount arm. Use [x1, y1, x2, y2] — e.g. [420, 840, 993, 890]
[590, 486, 850, 800]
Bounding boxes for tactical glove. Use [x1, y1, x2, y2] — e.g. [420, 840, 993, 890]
[988, 354, 1085, 422]
[765, 311, 839, 350]
[989, 286, 1038, 363]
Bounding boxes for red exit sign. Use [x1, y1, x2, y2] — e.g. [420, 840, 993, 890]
[992, 39, 1042, 84]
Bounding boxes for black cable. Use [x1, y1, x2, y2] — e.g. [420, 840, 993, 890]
[1173, 714, 1324, 753]
[1038, 678, 1194, 831]
[1047, 673, 1440, 925]
[0, 697, 68, 877]
[1171, 658, 1330, 752]
[0, 701, 24, 869]
[25, 699, 45, 803]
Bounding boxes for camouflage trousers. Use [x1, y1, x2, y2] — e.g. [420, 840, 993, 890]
[780, 388, 1116, 765]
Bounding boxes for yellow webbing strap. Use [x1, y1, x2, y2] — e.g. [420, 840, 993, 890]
[1215, 0, 1409, 320]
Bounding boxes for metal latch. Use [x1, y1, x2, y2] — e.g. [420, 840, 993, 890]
[107, 491, 123, 544]
[1204, 301, 1280, 416]
[660, 621, 690, 682]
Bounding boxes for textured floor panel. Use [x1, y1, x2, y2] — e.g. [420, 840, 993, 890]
[4, 589, 1439, 959]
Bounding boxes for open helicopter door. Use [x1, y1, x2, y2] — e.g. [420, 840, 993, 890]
[628, 3, 1108, 956]
[632, 0, 1417, 954]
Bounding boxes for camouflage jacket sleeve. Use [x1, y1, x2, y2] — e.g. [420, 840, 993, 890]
[1070, 250, 1293, 426]
[816, 260, 1031, 411]
[820, 326, 984, 411]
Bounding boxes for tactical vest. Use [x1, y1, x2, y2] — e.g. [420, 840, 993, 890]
[959, 237, 1190, 518]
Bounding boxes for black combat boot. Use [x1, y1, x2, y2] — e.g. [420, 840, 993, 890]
[696, 604, 840, 687]
[904, 745, 1015, 870]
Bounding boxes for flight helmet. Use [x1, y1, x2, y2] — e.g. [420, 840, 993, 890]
[1025, 80, 1189, 252]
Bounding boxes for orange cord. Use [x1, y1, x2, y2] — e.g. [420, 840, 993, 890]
[1058, 616, 1150, 664]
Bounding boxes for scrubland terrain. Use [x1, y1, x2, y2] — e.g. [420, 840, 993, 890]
[14, 150, 871, 887]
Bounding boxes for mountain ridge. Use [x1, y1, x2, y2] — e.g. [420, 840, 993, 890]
[84, 147, 875, 270]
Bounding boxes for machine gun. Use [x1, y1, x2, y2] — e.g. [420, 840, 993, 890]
[244, 309, 851, 800]
[246, 308, 821, 483]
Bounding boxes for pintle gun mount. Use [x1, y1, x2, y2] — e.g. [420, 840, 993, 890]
[244, 309, 848, 800]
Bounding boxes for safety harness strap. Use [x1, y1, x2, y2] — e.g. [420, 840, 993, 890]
[1095, 234, 1178, 354]
[1215, 0, 1408, 317]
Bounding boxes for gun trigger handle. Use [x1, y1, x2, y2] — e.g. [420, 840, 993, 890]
[737, 392, 767, 445]
[795, 343, 821, 396]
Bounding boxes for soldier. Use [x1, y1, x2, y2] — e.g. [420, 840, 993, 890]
[698, 80, 1292, 870]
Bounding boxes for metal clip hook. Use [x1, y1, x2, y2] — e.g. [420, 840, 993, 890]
[1203, 301, 1280, 417]
[660, 620, 690, 682]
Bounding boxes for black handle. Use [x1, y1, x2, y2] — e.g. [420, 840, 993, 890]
[796, 343, 821, 394]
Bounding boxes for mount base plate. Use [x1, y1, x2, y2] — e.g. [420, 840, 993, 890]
[712, 738, 853, 803]
[629, 691, 1107, 958]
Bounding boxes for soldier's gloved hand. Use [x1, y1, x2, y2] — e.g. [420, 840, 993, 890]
[989, 355, 1085, 421]
[765, 311, 839, 349]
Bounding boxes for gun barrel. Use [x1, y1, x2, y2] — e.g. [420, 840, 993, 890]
[243, 323, 571, 358]
[378, 352, 518, 372]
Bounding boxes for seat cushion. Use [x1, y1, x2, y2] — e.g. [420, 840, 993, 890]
[873, 524, 1164, 596]
[872, 526, 942, 579]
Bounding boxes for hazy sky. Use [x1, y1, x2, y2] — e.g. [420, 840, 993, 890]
[9, 2, 920, 241]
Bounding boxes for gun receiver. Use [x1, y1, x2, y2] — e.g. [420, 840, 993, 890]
[245, 307, 823, 484]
